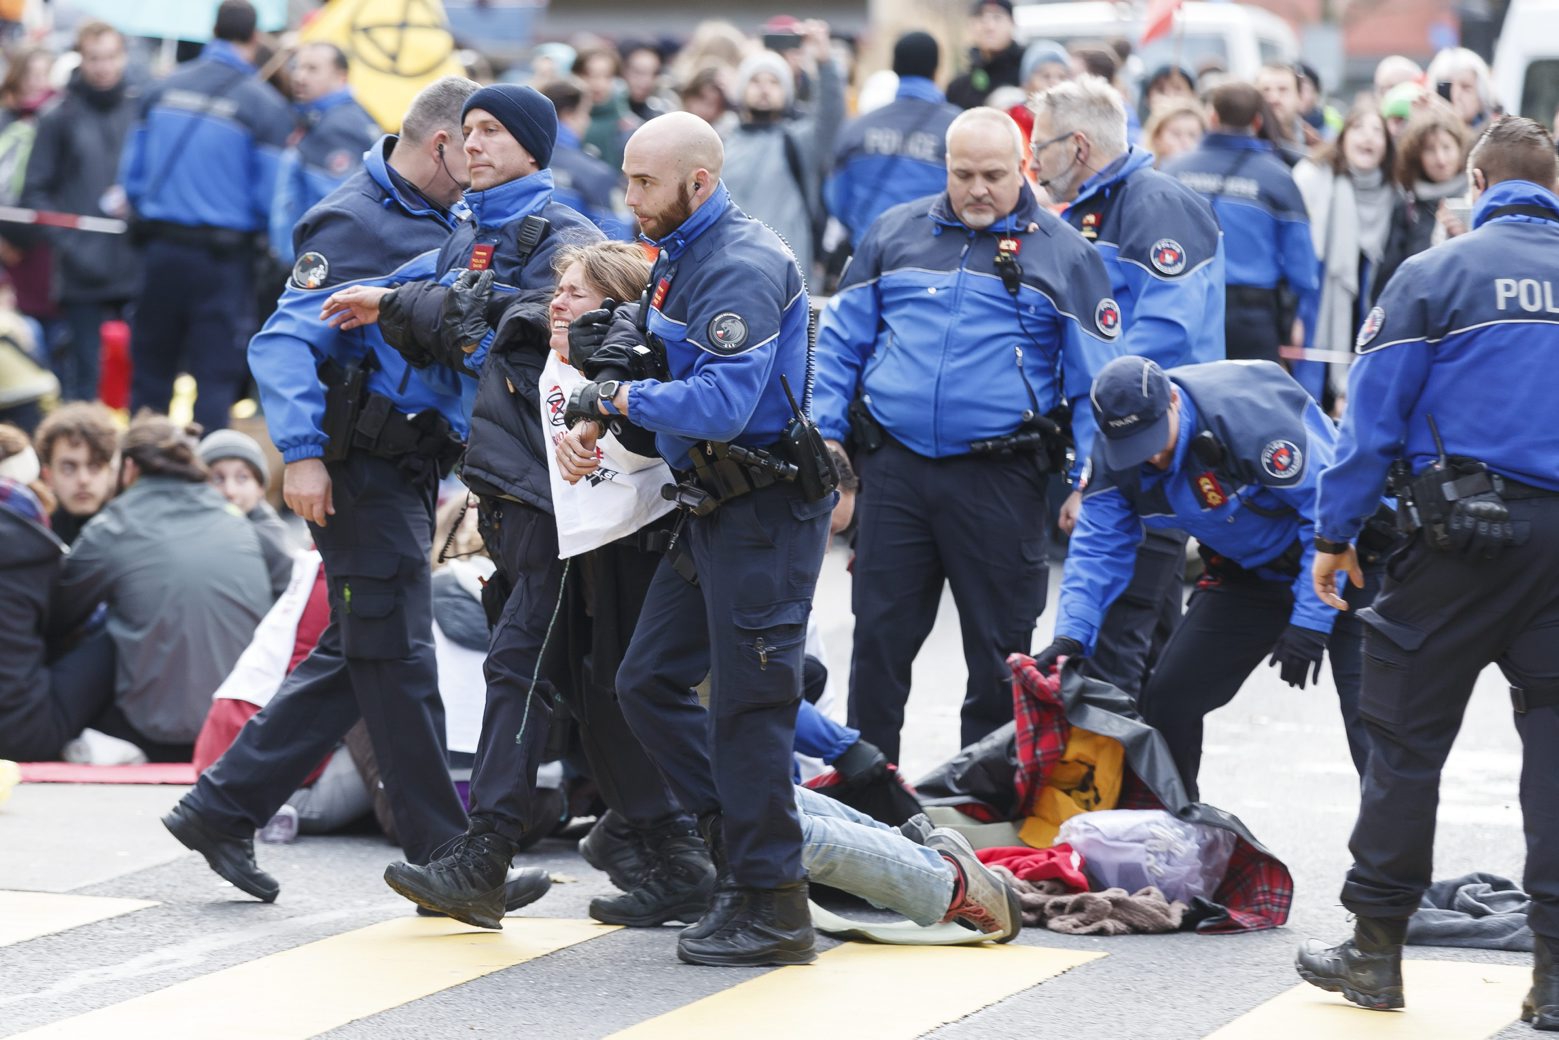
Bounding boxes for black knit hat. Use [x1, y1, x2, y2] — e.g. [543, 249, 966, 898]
[970, 0, 1014, 16]
[462, 84, 558, 170]
[893, 32, 940, 80]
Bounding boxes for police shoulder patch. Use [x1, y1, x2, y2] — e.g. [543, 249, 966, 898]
[1150, 238, 1186, 275]
[326, 148, 353, 176]
[705, 312, 750, 355]
[1356, 305, 1386, 351]
[1094, 298, 1122, 339]
[1260, 438, 1304, 481]
[291, 251, 330, 290]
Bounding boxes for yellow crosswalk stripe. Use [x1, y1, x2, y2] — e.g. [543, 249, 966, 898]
[1205, 959, 1531, 1040]
[607, 941, 1105, 1040]
[7, 916, 616, 1040]
[0, 891, 156, 947]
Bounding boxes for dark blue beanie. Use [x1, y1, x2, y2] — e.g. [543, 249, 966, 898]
[463, 84, 558, 170]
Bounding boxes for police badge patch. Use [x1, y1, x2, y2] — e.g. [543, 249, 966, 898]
[1261, 439, 1303, 480]
[1150, 238, 1186, 275]
[1095, 298, 1122, 338]
[1356, 305, 1385, 351]
[706, 312, 750, 354]
[291, 251, 329, 290]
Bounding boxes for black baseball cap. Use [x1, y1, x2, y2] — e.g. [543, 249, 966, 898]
[1090, 356, 1174, 470]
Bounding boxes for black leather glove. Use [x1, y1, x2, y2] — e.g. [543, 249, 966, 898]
[830, 738, 888, 784]
[566, 298, 617, 366]
[1033, 636, 1084, 675]
[1447, 493, 1516, 560]
[441, 268, 495, 357]
[563, 380, 612, 430]
[1268, 624, 1328, 689]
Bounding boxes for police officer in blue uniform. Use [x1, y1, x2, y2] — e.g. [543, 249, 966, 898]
[824, 32, 959, 245]
[813, 106, 1121, 762]
[1163, 81, 1318, 369]
[1298, 118, 1559, 1027]
[554, 111, 835, 967]
[1029, 75, 1225, 696]
[1034, 355, 1382, 797]
[117, 0, 292, 432]
[162, 79, 547, 916]
[270, 42, 380, 264]
[538, 77, 631, 240]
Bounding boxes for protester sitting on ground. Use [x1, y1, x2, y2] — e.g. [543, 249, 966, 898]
[52, 412, 272, 761]
[33, 401, 118, 545]
[199, 428, 297, 600]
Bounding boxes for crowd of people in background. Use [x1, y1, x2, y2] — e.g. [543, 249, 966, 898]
[0, 0, 1529, 838]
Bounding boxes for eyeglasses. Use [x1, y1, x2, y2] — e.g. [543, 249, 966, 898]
[1031, 130, 1075, 153]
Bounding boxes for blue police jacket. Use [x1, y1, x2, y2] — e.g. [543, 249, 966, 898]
[249, 136, 469, 463]
[824, 77, 958, 242]
[1318, 179, 1559, 545]
[431, 167, 603, 373]
[1162, 133, 1318, 310]
[1060, 360, 1341, 649]
[1064, 147, 1226, 368]
[549, 124, 630, 240]
[813, 183, 1121, 479]
[118, 40, 292, 233]
[623, 182, 811, 468]
[271, 89, 381, 263]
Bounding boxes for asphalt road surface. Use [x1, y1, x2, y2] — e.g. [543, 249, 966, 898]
[0, 544, 1539, 1039]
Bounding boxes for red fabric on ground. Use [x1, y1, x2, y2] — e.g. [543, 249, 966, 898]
[976, 843, 1089, 891]
[289, 568, 330, 673]
[19, 762, 196, 784]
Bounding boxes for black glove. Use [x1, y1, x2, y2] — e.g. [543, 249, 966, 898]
[830, 738, 888, 784]
[1033, 636, 1084, 675]
[1268, 624, 1328, 689]
[566, 298, 617, 366]
[440, 268, 495, 358]
[563, 380, 611, 430]
[1447, 493, 1516, 560]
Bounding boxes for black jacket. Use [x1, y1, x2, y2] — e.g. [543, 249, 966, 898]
[21, 71, 140, 302]
[1375, 193, 1439, 304]
[0, 497, 66, 757]
[946, 43, 1025, 109]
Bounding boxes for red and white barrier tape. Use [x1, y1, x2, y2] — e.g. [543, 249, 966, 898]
[0, 205, 127, 235]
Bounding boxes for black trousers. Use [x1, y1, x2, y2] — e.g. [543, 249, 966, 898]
[1341, 499, 1559, 940]
[1082, 527, 1187, 698]
[847, 439, 1051, 762]
[183, 453, 467, 864]
[1137, 562, 1376, 800]
[616, 482, 833, 888]
[0, 626, 117, 762]
[1225, 286, 1283, 365]
[129, 238, 253, 433]
[466, 497, 680, 845]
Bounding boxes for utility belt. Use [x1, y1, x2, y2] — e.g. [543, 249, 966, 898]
[1225, 284, 1280, 309]
[969, 405, 1072, 473]
[320, 360, 463, 478]
[134, 219, 255, 253]
[1198, 537, 1305, 586]
[1388, 453, 1546, 553]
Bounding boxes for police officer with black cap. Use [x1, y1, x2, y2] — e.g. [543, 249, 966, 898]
[555, 111, 836, 967]
[1298, 117, 1559, 1028]
[1034, 355, 1384, 797]
[161, 78, 547, 916]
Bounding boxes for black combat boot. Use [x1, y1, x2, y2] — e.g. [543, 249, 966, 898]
[676, 880, 818, 967]
[588, 826, 716, 927]
[383, 818, 516, 929]
[1295, 915, 1409, 1010]
[680, 811, 742, 942]
[1524, 933, 1559, 1031]
[578, 810, 652, 891]
[162, 802, 280, 903]
[414, 867, 553, 919]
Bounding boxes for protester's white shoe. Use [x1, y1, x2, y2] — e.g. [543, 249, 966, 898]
[61, 728, 147, 766]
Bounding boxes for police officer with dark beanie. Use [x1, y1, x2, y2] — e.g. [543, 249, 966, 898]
[1298, 117, 1559, 1028]
[555, 111, 836, 967]
[162, 78, 547, 915]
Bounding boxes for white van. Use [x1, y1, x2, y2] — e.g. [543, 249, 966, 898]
[1012, 1, 1298, 81]
[1492, 0, 1559, 123]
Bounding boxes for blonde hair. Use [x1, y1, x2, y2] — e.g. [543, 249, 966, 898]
[552, 241, 653, 308]
[1144, 98, 1207, 151]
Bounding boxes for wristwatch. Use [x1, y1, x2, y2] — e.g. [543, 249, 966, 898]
[596, 379, 622, 415]
[1313, 534, 1350, 555]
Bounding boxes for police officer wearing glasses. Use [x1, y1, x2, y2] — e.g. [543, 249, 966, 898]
[1298, 117, 1559, 1028]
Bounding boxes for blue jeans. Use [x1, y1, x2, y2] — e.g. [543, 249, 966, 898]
[795, 786, 952, 926]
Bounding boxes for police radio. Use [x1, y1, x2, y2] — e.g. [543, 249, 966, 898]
[780, 374, 840, 502]
[1407, 413, 1498, 551]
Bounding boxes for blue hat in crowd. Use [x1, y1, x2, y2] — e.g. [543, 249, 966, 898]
[1091, 355, 1174, 470]
[463, 84, 558, 170]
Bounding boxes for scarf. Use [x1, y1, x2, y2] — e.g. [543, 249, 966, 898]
[1350, 165, 1394, 263]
